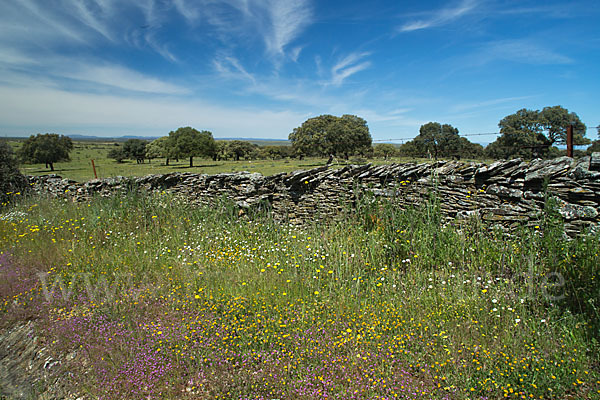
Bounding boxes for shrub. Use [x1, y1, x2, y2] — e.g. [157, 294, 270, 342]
[0, 141, 28, 206]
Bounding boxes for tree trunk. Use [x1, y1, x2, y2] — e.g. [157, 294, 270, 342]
[49, 162, 54, 171]
[166, 158, 169, 166]
[189, 156, 193, 167]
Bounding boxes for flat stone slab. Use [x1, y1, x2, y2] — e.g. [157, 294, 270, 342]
[590, 152, 600, 171]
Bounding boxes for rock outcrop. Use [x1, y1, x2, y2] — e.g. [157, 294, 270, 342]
[0, 322, 78, 399]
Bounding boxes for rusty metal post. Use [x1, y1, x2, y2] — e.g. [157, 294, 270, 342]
[91, 159, 98, 179]
[566, 124, 573, 158]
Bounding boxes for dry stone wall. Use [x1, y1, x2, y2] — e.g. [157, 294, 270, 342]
[28, 154, 600, 235]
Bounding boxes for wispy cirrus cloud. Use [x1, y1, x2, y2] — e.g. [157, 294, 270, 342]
[1, 0, 89, 44]
[0, 47, 37, 66]
[213, 55, 257, 84]
[262, 0, 312, 57]
[330, 52, 371, 86]
[1, 1, 182, 63]
[0, 45, 188, 95]
[398, 0, 479, 32]
[61, 63, 190, 95]
[476, 39, 574, 65]
[66, 0, 116, 42]
[172, 0, 251, 25]
[143, 30, 179, 63]
[1, 0, 314, 75]
[172, 0, 312, 60]
[448, 95, 538, 114]
[172, 0, 201, 22]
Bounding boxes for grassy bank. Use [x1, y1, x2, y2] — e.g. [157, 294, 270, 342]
[0, 191, 598, 399]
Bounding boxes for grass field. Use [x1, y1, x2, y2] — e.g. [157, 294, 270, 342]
[6, 139, 471, 182]
[1, 190, 598, 399]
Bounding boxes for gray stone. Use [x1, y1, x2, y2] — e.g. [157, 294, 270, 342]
[556, 201, 598, 220]
[591, 152, 600, 171]
[570, 163, 600, 180]
[25, 158, 600, 236]
[486, 184, 523, 199]
[0, 322, 80, 399]
[481, 207, 529, 222]
[525, 157, 573, 182]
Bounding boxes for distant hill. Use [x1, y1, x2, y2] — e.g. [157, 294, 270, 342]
[67, 134, 160, 141]
[65, 134, 290, 145]
[6, 134, 291, 145]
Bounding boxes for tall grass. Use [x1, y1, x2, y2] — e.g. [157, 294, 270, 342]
[0, 190, 598, 399]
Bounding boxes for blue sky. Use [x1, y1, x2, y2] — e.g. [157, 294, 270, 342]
[1, 0, 599, 144]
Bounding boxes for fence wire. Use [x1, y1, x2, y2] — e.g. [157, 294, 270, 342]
[372, 125, 600, 144]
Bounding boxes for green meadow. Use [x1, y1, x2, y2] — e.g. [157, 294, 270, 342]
[6, 138, 445, 182]
[0, 188, 598, 399]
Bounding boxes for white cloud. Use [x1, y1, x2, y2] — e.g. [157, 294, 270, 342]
[172, 0, 201, 23]
[1, 0, 314, 73]
[480, 39, 573, 65]
[0, 47, 36, 66]
[143, 30, 179, 63]
[66, 0, 116, 41]
[0, 48, 188, 95]
[399, 0, 479, 32]
[172, 0, 312, 59]
[213, 55, 256, 83]
[330, 52, 371, 86]
[1, 0, 89, 44]
[448, 95, 538, 113]
[262, 0, 312, 57]
[289, 46, 303, 62]
[62, 64, 189, 95]
[167, 0, 313, 63]
[0, 86, 307, 138]
[0, 0, 179, 62]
